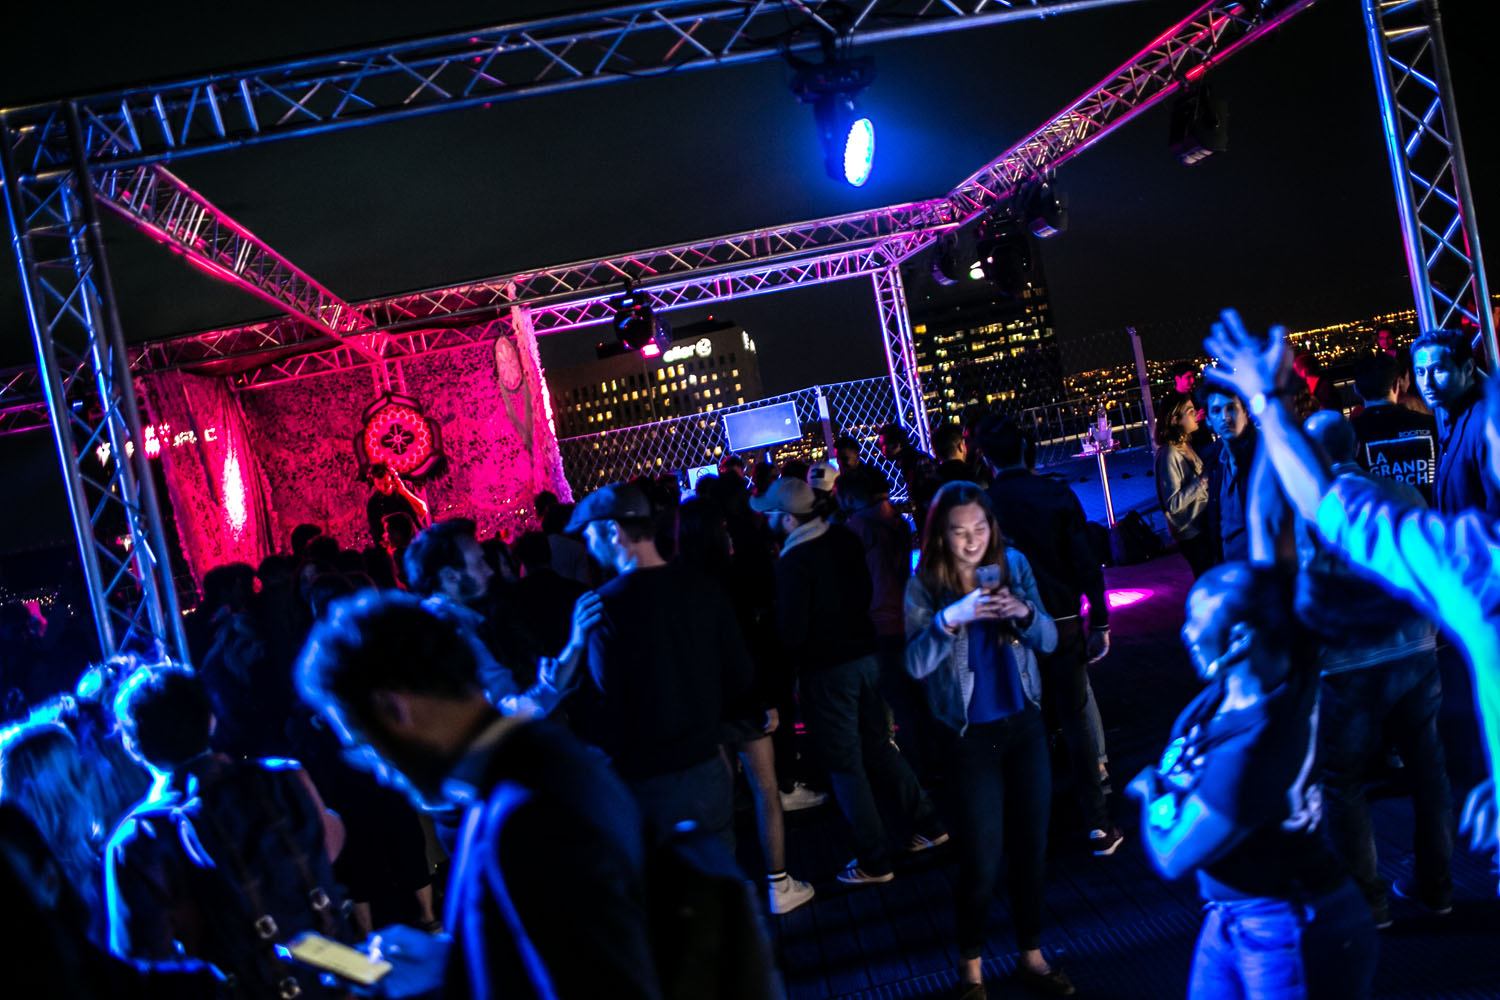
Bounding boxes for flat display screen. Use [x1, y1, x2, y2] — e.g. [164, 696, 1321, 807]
[723, 400, 801, 453]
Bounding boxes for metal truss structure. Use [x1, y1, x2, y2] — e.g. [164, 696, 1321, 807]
[28, 0, 1311, 398]
[1, 0, 1487, 656]
[871, 265, 930, 452]
[0, 104, 188, 660]
[1363, 0, 1494, 366]
[2, 0, 1147, 181]
[94, 164, 383, 355]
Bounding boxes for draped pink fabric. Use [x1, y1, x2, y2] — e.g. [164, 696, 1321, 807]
[138, 371, 278, 585]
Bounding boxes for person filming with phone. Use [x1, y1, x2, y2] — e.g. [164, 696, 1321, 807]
[905, 481, 1071, 999]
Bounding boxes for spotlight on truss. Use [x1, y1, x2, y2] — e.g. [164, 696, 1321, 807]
[790, 50, 876, 186]
[1020, 174, 1068, 239]
[929, 233, 965, 286]
[1169, 86, 1228, 166]
[973, 213, 1032, 299]
[599, 283, 672, 359]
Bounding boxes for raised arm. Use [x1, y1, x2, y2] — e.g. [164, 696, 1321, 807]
[1202, 311, 1331, 523]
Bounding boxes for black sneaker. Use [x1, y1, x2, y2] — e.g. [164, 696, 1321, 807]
[1013, 964, 1075, 997]
[1391, 876, 1452, 915]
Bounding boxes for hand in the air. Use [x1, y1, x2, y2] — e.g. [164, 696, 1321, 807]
[1202, 308, 1297, 403]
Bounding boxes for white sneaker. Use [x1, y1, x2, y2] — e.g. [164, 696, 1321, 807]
[779, 782, 827, 812]
[767, 876, 816, 915]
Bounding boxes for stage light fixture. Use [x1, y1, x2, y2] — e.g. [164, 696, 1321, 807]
[790, 50, 876, 186]
[1169, 86, 1228, 166]
[973, 213, 1032, 299]
[604, 283, 672, 359]
[929, 234, 964, 286]
[1020, 175, 1068, 239]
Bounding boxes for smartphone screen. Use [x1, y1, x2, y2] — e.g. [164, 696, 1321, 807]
[976, 564, 1001, 591]
[280, 932, 393, 986]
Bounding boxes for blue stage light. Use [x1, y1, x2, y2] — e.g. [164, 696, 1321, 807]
[843, 117, 874, 187]
[790, 54, 876, 187]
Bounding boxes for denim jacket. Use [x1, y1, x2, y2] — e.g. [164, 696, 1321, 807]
[904, 548, 1057, 736]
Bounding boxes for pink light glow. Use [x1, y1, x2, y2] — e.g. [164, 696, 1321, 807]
[639, 342, 661, 358]
[1106, 589, 1152, 609]
[1081, 588, 1156, 617]
[222, 445, 248, 538]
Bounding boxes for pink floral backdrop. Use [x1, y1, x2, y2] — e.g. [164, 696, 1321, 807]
[148, 320, 572, 575]
[139, 371, 278, 585]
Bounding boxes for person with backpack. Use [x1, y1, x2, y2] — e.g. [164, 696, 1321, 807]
[294, 590, 781, 1000]
[105, 663, 351, 999]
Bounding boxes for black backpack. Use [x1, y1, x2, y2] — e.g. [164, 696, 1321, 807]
[1108, 510, 1165, 566]
[161, 759, 353, 999]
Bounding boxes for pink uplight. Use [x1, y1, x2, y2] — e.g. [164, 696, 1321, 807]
[222, 446, 248, 538]
[639, 343, 661, 358]
[1106, 588, 1152, 609]
[1081, 588, 1156, 617]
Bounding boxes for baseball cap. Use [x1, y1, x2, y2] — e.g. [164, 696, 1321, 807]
[749, 478, 816, 516]
[806, 460, 837, 494]
[564, 483, 653, 535]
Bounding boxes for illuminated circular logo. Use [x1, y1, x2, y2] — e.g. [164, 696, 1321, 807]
[354, 393, 446, 481]
[695, 337, 712, 358]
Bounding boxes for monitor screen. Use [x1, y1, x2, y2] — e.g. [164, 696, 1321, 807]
[722, 400, 801, 453]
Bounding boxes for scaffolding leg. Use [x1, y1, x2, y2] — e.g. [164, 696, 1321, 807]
[0, 103, 187, 661]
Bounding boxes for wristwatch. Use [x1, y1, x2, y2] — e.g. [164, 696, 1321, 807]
[1248, 387, 1296, 418]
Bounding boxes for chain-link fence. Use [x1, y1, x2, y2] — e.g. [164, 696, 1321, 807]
[556, 310, 1403, 502]
[557, 377, 914, 500]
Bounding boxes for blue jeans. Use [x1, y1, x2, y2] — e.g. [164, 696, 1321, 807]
[1188, 880, 1377, 1000]
[1317, 652, 1453, 919]
[800, 654, 942, 875]
[943, 706, 1051, 958]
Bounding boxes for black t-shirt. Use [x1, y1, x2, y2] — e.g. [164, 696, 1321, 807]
[574, 565, 757, 781]
[1350, 402, 1438, 504]
[1156, 644, 1343, 901]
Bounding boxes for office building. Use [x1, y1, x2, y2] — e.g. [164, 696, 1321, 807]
[547, 320, 765, 438]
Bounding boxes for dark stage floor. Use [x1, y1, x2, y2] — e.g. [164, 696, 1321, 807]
[757, 553, 1500, 1000]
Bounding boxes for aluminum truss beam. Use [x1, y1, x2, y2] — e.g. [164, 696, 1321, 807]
[225, 0, 1322, 386]
[233, 229, 937, 387]
[0, 103, 188, 660]
[3, 0, 1149, 181]
[0, 0, 1315, 411]
[935, 0, 1320, 226]
[94, 164, 384, 356]
[367, 201, 957, 330]
[872, 264, 930, 453]
[1363, 0, 1494, 367]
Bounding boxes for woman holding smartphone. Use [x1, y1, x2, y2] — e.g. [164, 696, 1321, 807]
[905, 481, 1069, 999]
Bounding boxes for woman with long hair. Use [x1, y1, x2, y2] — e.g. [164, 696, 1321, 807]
[0, 721, 107, 942]
[1155, 392, 1217, 578]
[905, 481, 1068, 999]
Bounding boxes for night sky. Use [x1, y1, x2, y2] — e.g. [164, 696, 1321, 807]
[0, 1, 1493, 388]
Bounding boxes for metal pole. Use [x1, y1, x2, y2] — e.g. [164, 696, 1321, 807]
[64, 101, 189, 661]
[1362, 0, 1438, 335]
[815, 385, 837, 458]
[1425, 0, 1496, 368]
[1096, 447, 1116, 528]
[1129, 326, 1157, 455]
[0, 114, 117, 655]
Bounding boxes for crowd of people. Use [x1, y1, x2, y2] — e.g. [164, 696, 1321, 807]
[0, 313, 1496, 1000]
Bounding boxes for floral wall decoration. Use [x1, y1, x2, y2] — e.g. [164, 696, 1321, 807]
[230, 323, 571, 552]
